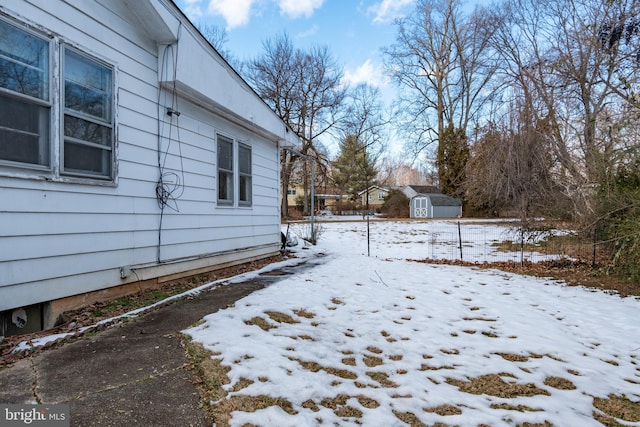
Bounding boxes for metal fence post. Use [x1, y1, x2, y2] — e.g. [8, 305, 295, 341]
[520, 226, 525, 266]
[458, 221, 463, 261]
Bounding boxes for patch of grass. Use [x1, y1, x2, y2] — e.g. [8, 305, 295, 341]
[496, 352, 529, 362]
[423, 404, 462, 416]
[593, 394, 640, 422]
[463, 316, 497, 322]
[363, 354, 384, 367]
[367, 346, 383, 354]
[544, 376, 576, 390]
[325, 367, 358, 380]
[393, 411, 428, 427]
[341, 357, 356, 366]
[515, 422, 553, 427]
[265, 311, 299, 324]
[302, 399, 319, 412]
[293, 334, 314, 341]
[181, 335, 230, 424]
[230, 377, 254, 392]
[244, 316, 276, 331]
[357, 395, 380, 408]
[366, 371, 399, 388]
[419, 364, 455, 371]
[290, 357, 358, 380]
[490, 403, 543, 412]
[293, 308, 315, 319]
[446, 374, 551, 398]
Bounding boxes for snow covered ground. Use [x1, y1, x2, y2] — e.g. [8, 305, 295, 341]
[184, 219, 640, 427]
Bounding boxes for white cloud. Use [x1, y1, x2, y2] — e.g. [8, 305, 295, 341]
[181, 0, 203, 19]
[342, 59, 388, 88]
[207, 0, 256, 29]
[295, 24, 319, 39]
[277, 0, 324, 19]
[369, 0, 415, 24]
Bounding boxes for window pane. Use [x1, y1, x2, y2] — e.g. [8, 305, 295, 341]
[217, 136, 233, 170]
[65, 50, 111, 121]
[64, 115, 111, 146]
[218, 171, 233, 202]
[0, 94, 49, 166]
[64, 140, 111, 176]
[239, 144, 251, 174]
[0, 20, 49, 100]
[240, 175, 252, 203]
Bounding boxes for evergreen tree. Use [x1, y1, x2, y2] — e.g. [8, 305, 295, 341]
[332, 134, 378, 201]
[436, 123, 468, 197]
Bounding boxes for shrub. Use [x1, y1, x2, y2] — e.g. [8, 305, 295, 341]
[381, 190, 410, 218]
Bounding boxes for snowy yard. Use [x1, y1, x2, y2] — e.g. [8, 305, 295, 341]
[184, 219, 640, 427]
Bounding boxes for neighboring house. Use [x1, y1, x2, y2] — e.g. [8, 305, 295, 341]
[0, 0, 298, 335]
[316, 187, 350, 212]
[401, 186, 462, 218]
[286, 185, 303, 209]
[358, 185, 390, 212]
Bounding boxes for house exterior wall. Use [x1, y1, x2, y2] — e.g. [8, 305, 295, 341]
[359, 186, 389, 211]
[0, 0, 295, 329]
[432, 205, 462, 218]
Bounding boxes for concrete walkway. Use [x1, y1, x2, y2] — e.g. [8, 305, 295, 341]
[0, 279, 270, 426]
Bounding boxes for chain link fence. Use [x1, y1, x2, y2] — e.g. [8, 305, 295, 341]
[421, 221, 608, 265]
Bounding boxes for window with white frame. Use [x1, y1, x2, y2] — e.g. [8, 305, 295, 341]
[63, 48, 113, 178]
[216, 134, 252, 206]
[0, 17, 115, 181]
[217, 135, 234, 204]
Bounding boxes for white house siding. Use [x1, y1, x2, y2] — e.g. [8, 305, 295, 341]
[0, 0, 293, 328]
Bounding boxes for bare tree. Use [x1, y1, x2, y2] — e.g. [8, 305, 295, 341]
[465, 102, 563, 220]
[197, 23, 235, 64]
[383, 0, 498, 160]
[246, 33, 346, 217]
[488, 0, 640, 217]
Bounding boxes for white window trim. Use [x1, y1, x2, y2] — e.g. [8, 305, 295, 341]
[216, 133, 252, 208]
[0, 15, 118, 186]
[238, 142, 252, 207]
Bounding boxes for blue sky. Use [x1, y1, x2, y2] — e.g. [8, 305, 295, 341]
[174, 0, 417, 94]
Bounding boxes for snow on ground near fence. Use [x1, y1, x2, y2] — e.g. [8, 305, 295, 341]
[185, 220, 640, 427]
[288, 217, 572, 263]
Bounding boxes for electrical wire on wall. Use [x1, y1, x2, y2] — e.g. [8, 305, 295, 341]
[156, 24, 185, 263]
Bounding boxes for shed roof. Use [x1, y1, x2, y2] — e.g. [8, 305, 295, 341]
[408, 185, 441, 194]
[412, 194, 462, 206]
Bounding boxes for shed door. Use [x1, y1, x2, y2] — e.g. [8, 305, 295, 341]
[414, 197, 428, 217]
